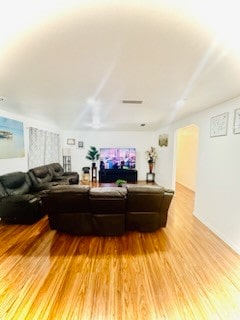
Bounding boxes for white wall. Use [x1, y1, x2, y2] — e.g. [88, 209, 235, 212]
[154, 96, 240, 254]
[176, 125, 199, 191]
[61, 130, 155, 180]
[0, 108, 60, 175]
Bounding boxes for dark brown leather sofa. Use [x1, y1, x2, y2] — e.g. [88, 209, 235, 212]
[28, 163, 79, 190]
[0, 172, 44, 224]
[0, 163, 79, 224]
[41, 185, 174, 236]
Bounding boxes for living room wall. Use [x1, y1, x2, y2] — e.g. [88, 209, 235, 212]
[0, 108, 60, 175]
[154, 96, 240, 254]
[61, 130, 155, 181]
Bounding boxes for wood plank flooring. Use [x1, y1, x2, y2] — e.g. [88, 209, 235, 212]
[0, 183, 240, 319]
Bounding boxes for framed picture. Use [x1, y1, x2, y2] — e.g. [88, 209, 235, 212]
[210, 112, 228, 137]
[0, 116, 25, 158]
[67, 138, 75, 145]
[159, 133, 168, 147]
[78, 141, 84, 148]
[233, 108, 240, 134]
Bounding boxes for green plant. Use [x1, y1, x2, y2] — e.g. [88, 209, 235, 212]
[86, 146, 100, 162]
[115, 179, 127, 187]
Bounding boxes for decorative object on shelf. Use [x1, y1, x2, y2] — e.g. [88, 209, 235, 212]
[210, 112, 228, 137]
[146, 147, 157, 173]
[91, 166, 97, 182]
[159, 133, 168, 147]
[62, 148, 71, 172]
[82, 166, 90, 182]
[67, 138, 75, 145]
[86, 146, 100, 167]
[233, 108, 240, 134]
[115, 179, 127, 187]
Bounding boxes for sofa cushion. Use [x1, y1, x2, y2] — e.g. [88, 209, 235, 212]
[0, 172, 31, 196]
[41, 185, 89, 195]
[48, 163, 64, 179]
[90, 187, 127, 198]
[29, 165, 53, 184]
[126, 185, 164, 194]
[1, 194, 36, 204]
[126, 185, 165, 213]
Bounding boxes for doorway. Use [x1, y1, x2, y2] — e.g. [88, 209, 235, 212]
[175, 124, 199, 192]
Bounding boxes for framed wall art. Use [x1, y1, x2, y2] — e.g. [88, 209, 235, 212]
[210, 112, 228, 137]
[233, 108, 240, 134]
[67, 138, 75, 145]
[78, 141, 84, 148]
[0, 116, 25, 158]
[159, 133, 168, 147]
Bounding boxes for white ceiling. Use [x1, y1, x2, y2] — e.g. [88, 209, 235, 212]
[0, 0, 240, 131]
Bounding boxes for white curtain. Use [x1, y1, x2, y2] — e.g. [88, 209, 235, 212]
[28, 127, 60, 169]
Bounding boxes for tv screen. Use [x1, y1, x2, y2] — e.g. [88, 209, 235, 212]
[100, 148, 136, 170]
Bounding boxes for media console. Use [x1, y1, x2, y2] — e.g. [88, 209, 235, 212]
[99, 169, 138, 183]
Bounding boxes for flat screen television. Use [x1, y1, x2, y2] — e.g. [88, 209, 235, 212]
[100, 148, 136, 170]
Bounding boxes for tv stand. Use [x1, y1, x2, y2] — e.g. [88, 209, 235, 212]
[99, 169, 137, 183]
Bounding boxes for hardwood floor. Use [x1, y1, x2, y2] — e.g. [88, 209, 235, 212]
[0, 183, 240, 319]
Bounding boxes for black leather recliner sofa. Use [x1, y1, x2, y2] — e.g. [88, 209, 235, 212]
[0, 163, 79, 224]
[41, 185, 174, 236]
[28, 163, 79, 190]
[0, 172, 44, 224]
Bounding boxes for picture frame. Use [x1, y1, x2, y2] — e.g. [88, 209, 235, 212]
[67, 138, 75, 145]
[159, 133, 168, 147]
[0, 116, 25, 158]
[210, 112, 228, 137]
[233, 108, 240, 134]
[78, 141, 84, 148]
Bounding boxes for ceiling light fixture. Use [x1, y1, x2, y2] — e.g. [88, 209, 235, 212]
[122, 100, 143, 104]
[0, 97, 4, 101]
[141, 123, 146, 127]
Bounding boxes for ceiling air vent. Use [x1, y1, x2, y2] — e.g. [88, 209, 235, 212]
[121, 100, 143, 104]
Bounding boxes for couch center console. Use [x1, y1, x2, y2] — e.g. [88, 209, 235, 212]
[98, 169, 137, 183]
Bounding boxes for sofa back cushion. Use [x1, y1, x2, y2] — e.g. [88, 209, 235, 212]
[28, 165, 53, 185]
[126, 185, 165, 212]
[89, 187, 127, 215]
[0, 172, 31, 196]
[90, 187, 127, 198]
[48, 163, 64, 179]
[41, 185, 90, 213]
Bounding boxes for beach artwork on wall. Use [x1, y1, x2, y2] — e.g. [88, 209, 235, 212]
[0, 116, 25, 158]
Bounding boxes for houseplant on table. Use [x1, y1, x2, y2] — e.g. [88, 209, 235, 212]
[115, 179, 127, 187]
[86, 146, 100, 167]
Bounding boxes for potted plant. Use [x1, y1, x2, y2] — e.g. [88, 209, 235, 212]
[115, 179, 127, 187]
[86, 146, 100, 167]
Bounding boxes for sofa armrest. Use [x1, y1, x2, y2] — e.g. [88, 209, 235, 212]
[63, 172, 78, 176]
[158, 189, 174, 227]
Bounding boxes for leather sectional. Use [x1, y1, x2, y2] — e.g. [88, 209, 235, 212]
[41, 185, 174, 236]
[0, 163, 79, 224]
